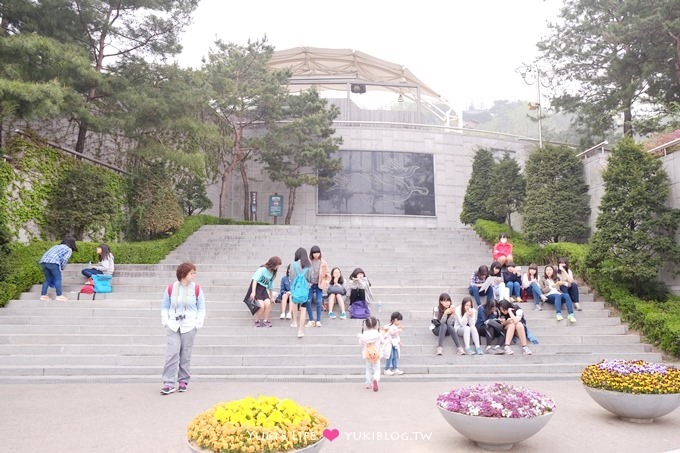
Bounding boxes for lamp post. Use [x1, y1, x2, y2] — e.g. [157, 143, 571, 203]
[516, 64, 549, 148]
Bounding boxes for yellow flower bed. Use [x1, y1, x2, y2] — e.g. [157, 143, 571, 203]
[581, 360, 680, 394]
[187, 395, 328, 453]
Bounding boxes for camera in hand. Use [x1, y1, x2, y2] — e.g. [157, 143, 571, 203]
[175, 314, 186, 321]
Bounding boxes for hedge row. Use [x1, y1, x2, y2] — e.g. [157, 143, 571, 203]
[0, 215, 260, 308]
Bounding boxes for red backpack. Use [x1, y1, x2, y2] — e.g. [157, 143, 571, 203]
[167, 283, 201, 298]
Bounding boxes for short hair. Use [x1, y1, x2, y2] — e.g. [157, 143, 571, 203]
[176, 262, 196, 281]
[390, 311, 403, 322]
[350, 267, 366, 279]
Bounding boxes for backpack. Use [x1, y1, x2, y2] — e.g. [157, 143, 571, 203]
[167, 283, 200, 298]
[92, 274, 113, 293]
[365, 342, 380, 364]
[290, 262, 310, 304]
[349, 300, 371, 319]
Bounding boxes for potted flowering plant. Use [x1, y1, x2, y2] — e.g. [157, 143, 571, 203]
[436, 383, 555, 450]
[187, 395, 328, 453]
[581, 359, 680, 423]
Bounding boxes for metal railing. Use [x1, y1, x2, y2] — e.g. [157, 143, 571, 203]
[647, 136, 680, 157]
[576, 141, 609, 159]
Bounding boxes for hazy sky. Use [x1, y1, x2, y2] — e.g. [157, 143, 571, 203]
[177, 0, 563, 109]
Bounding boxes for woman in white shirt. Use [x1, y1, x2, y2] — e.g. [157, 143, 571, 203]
[454, 296, 483, 355]
[82, 244, 115, 278]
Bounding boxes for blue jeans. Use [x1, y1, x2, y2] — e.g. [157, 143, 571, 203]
[306, 284, 323, 322]
[560, 283, 580, 303]
[547, 293, 574, 314]
[82, 268, 103, 278]
[41, 262, 62, 296]
[468, 285, 491, 306]
[528, 282, 542, 305]
[385, 346, 399, 370]
[507, 281, 521, 298]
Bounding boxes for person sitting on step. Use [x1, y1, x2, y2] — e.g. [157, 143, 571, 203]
[497, 299, 532, 355]
[454, 296, 484, 355]
[433, 292, 464, 356]
[492, 232, 514, 266]
[476, 299, 505, 354]
[539, 265, 576, 323]
[326, 267, 347, 319]
[557, 257, 581, 311]
[502, 262, 522, 303]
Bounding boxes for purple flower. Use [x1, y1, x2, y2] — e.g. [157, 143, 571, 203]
[436, 383, 556, 419]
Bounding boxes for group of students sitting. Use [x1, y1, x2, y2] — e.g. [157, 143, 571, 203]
[432, 294, 535, 356]
[469, 233, 581, 322]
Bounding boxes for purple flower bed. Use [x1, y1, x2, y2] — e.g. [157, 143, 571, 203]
[436, 383, 556, 419]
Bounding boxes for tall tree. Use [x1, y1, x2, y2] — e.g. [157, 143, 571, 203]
[460, 148, 502, 225]
[203, 37, 290, 218]
[538, 0, 680, 139]
[1, 0, 199, 153]
[522, 145, 590, 243]
[259, 88, 343, 225]
[485, 153, 525, 229]
[587, 137, 680, 296]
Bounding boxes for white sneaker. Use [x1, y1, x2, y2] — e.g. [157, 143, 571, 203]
[522, 346, 533, 355]
[436, 347, 443, 355]
[55, 295, 68, 301]
[286, 313, 292, 319]
[290, 323, 297, 328]
[279, 313, 285, 319]
[384, 369, 394, 376]
[305, 321, 315, 327]
[503, 345, 514, 355]
[39, 295, 50, 301]
[574, 302, 582, 311]
[393, 369, 404, 375]
[315, 321, 322, 327]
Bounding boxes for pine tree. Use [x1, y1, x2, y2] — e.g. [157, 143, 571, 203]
[485, 153, 525, 229]
[587, 138, 680, 295]
[460, 149, 502, 225]
[522, 145, 590, 243]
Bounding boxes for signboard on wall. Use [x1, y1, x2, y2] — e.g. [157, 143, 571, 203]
[318, 150, 435, 216]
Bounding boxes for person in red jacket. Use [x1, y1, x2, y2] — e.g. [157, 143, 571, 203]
[492, 233, 513, 266]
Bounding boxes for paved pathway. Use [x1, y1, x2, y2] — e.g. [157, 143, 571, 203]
[2, 379, 679, 452]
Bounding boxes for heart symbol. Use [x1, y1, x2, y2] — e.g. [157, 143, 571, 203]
[323, 428, 339, 441]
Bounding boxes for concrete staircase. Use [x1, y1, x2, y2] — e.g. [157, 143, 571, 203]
[0, 225, 667, 383]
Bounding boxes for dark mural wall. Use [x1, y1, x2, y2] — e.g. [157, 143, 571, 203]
[318, 150, 436, 216]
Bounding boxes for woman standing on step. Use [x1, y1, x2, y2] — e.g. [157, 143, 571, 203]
[289, 247, 312, 338]
[39, 236, 78, 301]
[305, 245, 331, 327]
[160, 262, 206, 395]
[244, 256, 282, 327]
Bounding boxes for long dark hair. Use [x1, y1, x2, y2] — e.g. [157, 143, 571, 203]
[294, 247, 311, 269]
[98, 244, 111, 261]
[61, 236, 77, 252]
[475, 264, 489, 279]
[484, 299, 499, 319]
[459, 296, 474, 317]
[329, 267, 344, 285]
[489, 261, 502, 276]
[438, 292, 452, 319]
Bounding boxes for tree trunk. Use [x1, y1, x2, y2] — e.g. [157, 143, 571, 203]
[240, 162, 250, 221]
[219, 169, 230, 218]
[623, 107, 633, 137]
[285, 186, 297, 225]
[75, 120, 88, 155]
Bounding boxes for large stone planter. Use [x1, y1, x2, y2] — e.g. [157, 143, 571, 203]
[437, 406, 553, 451]
[583, 386, 680, 423]
[188, 438, 324, 453]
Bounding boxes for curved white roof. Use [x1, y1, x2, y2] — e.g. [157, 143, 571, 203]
[268, 47, 443, 100]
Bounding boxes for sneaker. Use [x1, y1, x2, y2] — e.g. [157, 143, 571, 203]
[533, 304, 542, 311]
[393, 369, 404, 375]
[160, 385, 175, 395]
[522, 346, 533, 355]
[476, 347, 484, 355]
[39, 295, 50, 301]
[465, 347, 475, 355]
[254, 320, 261, 327]
[178, 381, 188, 392]
[340, 312, 347, 319]
[297, 332, 304, 338]
[503, 345, 514, 355]
[574, 302, 582, 311]
[485, 345, 492, 353]
[436, 347, 443, 355]
[372, 378, 379, 392]
[493, 345, 504, 354]
[290, 322, 297, 328]
[55, 295, 68, 301]
[286, 313, 292, 320]
[305, 321, 315, 327]
[329, 312, 336, 319]
[556, 313, 564, 321]
[568, 314, 577, 323]
[279, 313, 286, 319]
[384, 369, 394, 376]
[262, 320, 273, 327]
[540, 295, 548, 302]
[315, 321, 322, 327]
[457, 347, 466, 355]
